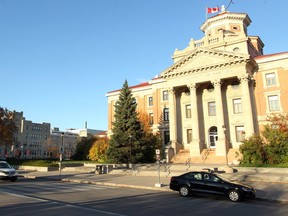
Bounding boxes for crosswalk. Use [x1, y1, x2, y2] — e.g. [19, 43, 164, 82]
[0, 181, 114, 196]
[0, 182, 126, 216]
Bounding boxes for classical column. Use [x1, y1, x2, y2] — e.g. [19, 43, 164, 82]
[239, 74, 255, 137]
[212, 79, 226, 156]
[168, 87, 177, 150]
[188, 83, 201, 156]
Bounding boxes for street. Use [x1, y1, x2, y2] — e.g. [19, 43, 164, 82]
[0, 178, 287, 216]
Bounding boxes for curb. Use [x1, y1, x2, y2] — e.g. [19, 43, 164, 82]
[61, 178, 171, 192]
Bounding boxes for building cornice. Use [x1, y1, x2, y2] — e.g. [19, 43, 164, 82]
[161, 48, 250, 79]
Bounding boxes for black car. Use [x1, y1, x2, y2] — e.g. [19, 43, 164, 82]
[170, 171, 256, 202]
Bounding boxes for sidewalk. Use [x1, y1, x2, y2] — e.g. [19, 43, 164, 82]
[19, 169, 288, 203]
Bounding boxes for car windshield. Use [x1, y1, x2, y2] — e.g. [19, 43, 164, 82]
[0, 162, 11, 169]
[215, 173, 233, 182]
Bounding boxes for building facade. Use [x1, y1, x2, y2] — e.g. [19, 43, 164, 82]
[2, 111, 98, 159]
[106, 10, 288, 164]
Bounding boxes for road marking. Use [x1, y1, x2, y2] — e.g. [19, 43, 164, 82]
[0, 188, 127, 216]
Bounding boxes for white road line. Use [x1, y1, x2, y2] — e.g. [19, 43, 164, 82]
[0, 189, 127, 216]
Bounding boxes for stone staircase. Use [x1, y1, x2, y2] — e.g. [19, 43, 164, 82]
[170, 148, 240, 165]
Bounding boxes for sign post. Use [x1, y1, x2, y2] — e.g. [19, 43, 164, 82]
[155, 149, 163, 187]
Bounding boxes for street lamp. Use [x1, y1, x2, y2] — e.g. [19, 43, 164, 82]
[59, 132, 64, 178]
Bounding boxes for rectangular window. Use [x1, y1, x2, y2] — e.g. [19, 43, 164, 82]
[268, 95, 280, 111]
[265, 73, 276, 86]
[208, 101, 216, 116]
[164, 108, 169, 121]
[149, 113, 154, 125]
[164, 131, 170, 145]
[233, 98, 242, 114]
[148, 96, 153, 106]
[186, 105, 191, 118]
[236, 126, 245, 142]
[187, 129, 192, 144]
[163, 90, 169, 101]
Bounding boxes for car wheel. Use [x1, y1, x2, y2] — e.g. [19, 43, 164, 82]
[228, 190, 241, 202]
[179, 185, 190, 197]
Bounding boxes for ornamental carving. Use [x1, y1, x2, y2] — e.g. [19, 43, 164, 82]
[188, 83, 198, 92]
[212, 79, 222, 87]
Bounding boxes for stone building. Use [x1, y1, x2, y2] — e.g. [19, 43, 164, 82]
[106, 10, 288, 164]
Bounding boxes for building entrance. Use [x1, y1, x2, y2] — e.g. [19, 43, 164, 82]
[209, 126, 218, 148]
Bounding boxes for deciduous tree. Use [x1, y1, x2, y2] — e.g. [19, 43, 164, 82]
[0, 107, 17, 147]
[88, 137, 108, 162]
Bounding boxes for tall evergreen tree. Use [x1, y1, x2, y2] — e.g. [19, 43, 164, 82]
[106, 80, 147, 163]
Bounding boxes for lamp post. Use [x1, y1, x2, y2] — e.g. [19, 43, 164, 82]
[59, 132, 64, 178]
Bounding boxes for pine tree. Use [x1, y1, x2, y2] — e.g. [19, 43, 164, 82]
[106, 80, 146, 164]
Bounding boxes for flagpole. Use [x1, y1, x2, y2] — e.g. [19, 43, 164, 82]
[205, 7, 208, 20]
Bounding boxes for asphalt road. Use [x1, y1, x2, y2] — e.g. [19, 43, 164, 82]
[0, 178, 287, 216]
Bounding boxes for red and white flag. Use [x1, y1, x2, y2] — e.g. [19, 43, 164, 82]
[207, 7, 220, 14]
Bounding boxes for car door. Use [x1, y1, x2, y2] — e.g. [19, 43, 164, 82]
[186, 172, 207, 192]
[201, 173, 225, 195]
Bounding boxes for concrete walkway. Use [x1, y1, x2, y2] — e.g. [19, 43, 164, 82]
[18, 166, 288, 203]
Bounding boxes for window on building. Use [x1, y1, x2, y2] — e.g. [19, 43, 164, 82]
[235, 126, 245, 142]
[187, 129, 192, 144]
[148, 96, 153, 106]
[164, 108, 169, 121]
[208, 101, 216, 116]
[186, 105, 191, 118]
[265, 73, 276, 86]
[233, 98, 242, 114]
[164, 131, 170, 145]
[163, 90, 169, 101]
[149, 113, 154, 125]
[268, 95, 280, 111]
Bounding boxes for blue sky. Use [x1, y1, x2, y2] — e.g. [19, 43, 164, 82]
[0, 0, 287, 131]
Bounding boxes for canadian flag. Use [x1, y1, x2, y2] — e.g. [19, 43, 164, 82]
[207, 7, 220, 14]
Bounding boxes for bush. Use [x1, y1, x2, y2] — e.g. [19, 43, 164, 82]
[239, 135, 267, 165]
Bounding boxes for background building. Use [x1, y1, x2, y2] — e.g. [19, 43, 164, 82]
[106, 9, 288, 164]
[0, 111, 104, 160]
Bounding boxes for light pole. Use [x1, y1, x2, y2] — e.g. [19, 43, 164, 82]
[59, 132, 64, 178]
[129, 135, 132, 167]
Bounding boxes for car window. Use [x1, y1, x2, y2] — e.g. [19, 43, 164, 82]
[203, 173, 221, 182]
[0, 162, 10, 168]
[203, 173, 210, 181]
[194, 173, 202, 180]
[184, 173, 202, 180]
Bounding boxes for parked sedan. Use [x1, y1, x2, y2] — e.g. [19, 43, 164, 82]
[0, 161, 18, 182]
[170, 171, 256, 202]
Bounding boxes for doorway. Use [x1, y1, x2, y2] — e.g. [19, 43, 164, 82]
[209, 126, 218, 148]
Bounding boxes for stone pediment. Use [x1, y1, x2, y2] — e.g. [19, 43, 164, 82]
[160, 48, 250, 79]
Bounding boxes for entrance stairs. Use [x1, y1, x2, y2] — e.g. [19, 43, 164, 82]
[170, 148, 240, 165]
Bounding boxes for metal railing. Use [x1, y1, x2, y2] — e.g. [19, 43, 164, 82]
[202, 148, 212, 163]
[185, 157, 191, 170]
